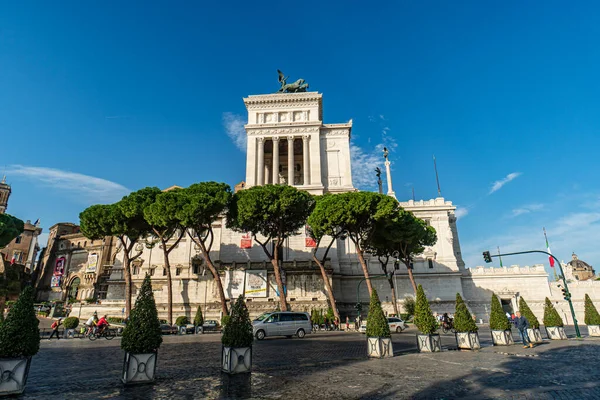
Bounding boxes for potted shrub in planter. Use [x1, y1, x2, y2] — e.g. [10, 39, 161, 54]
[365, 289, 393, 358]
[0, 286, 40, 396]
[175, 316, 190, 335]
[490, 294, 514, 345]
[194, 306, 204, 334]
[414, 284, 441, 352]
[519, 297, 542, 343]
[62, 317, 79, 338]
[221, 295, 253, 374]
[454, 293, 479, 350]
[543, 297, 567, 340]
[121, 275, 163, 384]
[584, 294, 600, 337]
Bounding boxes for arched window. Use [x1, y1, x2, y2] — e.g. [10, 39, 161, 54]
[69, 278, 81, 299]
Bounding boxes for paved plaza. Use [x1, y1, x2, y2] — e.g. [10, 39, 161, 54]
[19, 325, 600, 399]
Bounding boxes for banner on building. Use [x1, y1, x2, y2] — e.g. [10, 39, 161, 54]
[51, 275, 61, 288]
[86, 253, 98, 273]
[240, 233, 252, 249]
[225, 270, 246, 299]
[54, 257, 65, 276]
[305, 225, 316, 247]
[245, 270, 268, 298]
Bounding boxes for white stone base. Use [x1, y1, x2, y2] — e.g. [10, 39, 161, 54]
[121, 352, 157, 384]
[417, 334, 442, 352]
[527, 328, 543, 343]
[367, 337, 393, 358]
[455, 332, 480, 350]
[587, 325, 600, 337]
[491, 330, 514, 346]
[222, 346, 252, 374]
[0, 357, 31, 396]
[545, 326, 567, 340]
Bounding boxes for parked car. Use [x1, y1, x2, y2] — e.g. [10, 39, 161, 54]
[359, 317, 407, 334]
[202, 320, 219, 331]
[160, 324, 177, 335]
[252, 311, 312, 340]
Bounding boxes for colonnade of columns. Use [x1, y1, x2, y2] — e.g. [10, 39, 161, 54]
[256, 135, 310, 186]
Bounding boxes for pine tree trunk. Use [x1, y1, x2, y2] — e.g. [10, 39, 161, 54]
[355, 247, 373, 295]
[163, 245, 173, 325]
[271, 246, 288, 311]
[199, 243, 228, 317]
[312, 254, 340, 324]
[407, 266, 418, 295]
[123, 253, 132, 318]
[388, 277, 399, 317]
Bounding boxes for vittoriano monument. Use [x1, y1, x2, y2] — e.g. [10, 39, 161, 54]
[277, 69, 309, 93]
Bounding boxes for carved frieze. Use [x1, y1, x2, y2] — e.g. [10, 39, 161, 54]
[246, 127, 320, 136]
[321, 129, 350, 137]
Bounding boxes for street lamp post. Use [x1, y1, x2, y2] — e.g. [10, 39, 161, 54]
[355, 274, 389, 319]
[483, 249, 581, 338]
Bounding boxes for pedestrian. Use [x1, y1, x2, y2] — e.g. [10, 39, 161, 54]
[49, 318, 62, 340]
[514, 311, 534, 349]
[346, 316, 349, 331]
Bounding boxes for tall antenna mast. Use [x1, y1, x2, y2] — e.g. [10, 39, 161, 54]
[412, 186, 415, 201]
[433, 155, 442, 197]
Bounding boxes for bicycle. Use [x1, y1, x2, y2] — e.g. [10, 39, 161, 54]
[88, 327, 116, 341]
[440, 321, 456, 334]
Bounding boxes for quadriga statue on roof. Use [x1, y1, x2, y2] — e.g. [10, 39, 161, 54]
[277, 69, 309, 93]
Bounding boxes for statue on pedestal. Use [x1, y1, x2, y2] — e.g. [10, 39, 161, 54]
[277, 70, 309, 93]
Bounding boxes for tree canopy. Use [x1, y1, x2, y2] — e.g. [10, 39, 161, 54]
[0, 213, 24, 248]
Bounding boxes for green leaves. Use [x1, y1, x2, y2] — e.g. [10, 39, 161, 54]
[0, 213, 24, 248]
[454, 293, 477, 333]
[227, 184, 314, 241]
[489, 294, 511, 330]
[543, 297, 564, 327]
[63, 317, 80, 329]
[177, 182, 231, 234]
[0, 286, 40, 358]
[194, 306, 204, 327]
[121, 275, 163, 353]
[519, 297, 540, 329]
[365, 289, 391, 338]
[414, 284, 438, 334]
[221, 295, 253, 347]
[584, 294, 600, 326]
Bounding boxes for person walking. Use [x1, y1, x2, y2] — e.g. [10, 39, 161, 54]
[49, 318, 62, 340]
[345, 316, 349, 331]
[514, 311, 534, 348]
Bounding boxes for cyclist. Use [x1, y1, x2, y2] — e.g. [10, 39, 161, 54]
[84, 314, 98, 336]
[96, 315, 110, 335]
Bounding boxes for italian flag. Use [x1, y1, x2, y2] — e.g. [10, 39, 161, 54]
[545, 236, 555, 268]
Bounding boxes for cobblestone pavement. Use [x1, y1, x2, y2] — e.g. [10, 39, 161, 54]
[19, 326, 600, 399]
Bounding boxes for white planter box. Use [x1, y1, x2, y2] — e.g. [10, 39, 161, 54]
[416, 333, 442, 352]
[222, 346, 252, 374]
[367, 337, 393, 358]
[491, 330, 514, 346]
[0, 357, 31, 396]
[527, 328, 543, 343]
[455, 332, 480, 350]
[121, 352, 157, 384]
[63, 329, 76, 339]
[587, 325, 600, 337]
[545, 326, 567, 340]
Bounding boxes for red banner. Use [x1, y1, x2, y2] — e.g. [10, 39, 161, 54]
[241, 233, 252, 249]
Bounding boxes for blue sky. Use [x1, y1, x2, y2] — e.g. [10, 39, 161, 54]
[1, 2, 599, 273]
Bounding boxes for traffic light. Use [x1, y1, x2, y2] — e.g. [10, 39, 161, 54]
[394, 259, 400, 270]
[355, 303, 362, 313]
[561, 287, 570, 301]
[483, 251, 492, 263]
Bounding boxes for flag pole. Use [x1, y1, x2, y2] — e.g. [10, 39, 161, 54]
[433, 155, 442, 197]
[544, 227, 559, 281]
[497, 246, 503, 267]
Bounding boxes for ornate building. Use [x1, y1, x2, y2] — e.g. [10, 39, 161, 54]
[565, 253, 595, 281]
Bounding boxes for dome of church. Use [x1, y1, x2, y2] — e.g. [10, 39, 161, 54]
[567, 253, 595, 281]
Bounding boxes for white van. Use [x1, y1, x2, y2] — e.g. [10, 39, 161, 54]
[252, 311, 312, 340]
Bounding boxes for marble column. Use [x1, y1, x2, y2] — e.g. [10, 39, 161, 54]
[302, 135, 310, 186]
[287, 136, 294, 185]
[385, 159, 395, 197]
[272, 137, 280, 184]
[257, 137, 265, 185]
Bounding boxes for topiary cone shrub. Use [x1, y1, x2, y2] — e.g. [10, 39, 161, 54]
[0, 286, 40, 358]
[175, 316, 190, 327]
[414, 285, 438, 334]
[584, 294, 600, 325]
[489, 294, 511, 331]
[222, 295, 253, 348]
[365, 289, 391, 338]
[63, 317, 79, 330]
[518, 297, 539, 329]
[121, 275, 163, 354]
[194, 306, 204, 327]
[454, 298, 477, 333]
[543, 297, 564, 327]
[456, 293, 465, 309]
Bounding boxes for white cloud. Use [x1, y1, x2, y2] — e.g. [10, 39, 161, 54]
[5, 165, 130, 203]
[350, 143, 384, 190]
[489, 172, 522, 194]
[511, 203, 544, 217]
[455, 207, 469, 219]
[222, 112, 246, 152]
